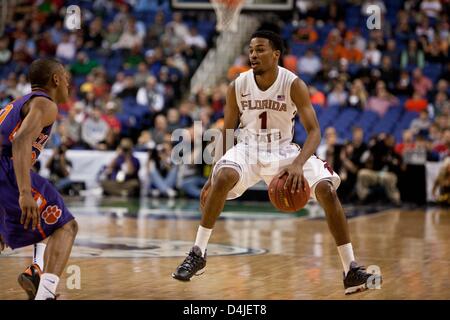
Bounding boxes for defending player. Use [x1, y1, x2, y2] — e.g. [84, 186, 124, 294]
[173, 31, 381, 294]
[0, 58, 78, 299]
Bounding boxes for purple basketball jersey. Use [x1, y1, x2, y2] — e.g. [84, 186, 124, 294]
[0, 91, 74, 249]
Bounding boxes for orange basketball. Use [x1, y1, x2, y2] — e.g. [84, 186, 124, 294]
[268, 174, 310, 213]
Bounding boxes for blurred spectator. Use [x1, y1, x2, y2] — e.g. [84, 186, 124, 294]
[379, 56, 397, 90]
[339, 127, 368, 202]
[150, 114, 169, 145]
[167, 108, 181, 133]
[46, 144, 74, 195]
[420, 0, 442, 19]
[56, 33, 76, 62]
[401, 39, 425, 69]
[282, 47, 298, 74]
[366, 81, 399, 117]
[395, 129, 416, 156]
[327, 82, 348, 107]
[309, 86, 326, 107]
[317, 127, 343, 174]
[117, 76, 138, 99]
[346, 79, 368, 110]
[144, 11, 166, 49]
[412, 68, 433, 98]
[111, 23, 142, 50]
[409, 110, 431, 135]
[61, 104, 84, 148]
[342, 40, 364, 64]
[184, 27, 207, 50]
[432, 157, 450, 206]
[167, 12, 190, 40]
[433, 129, 450, 160]
[70, 52, 99, 76]
[111, 72, 126, 97]
[15, 74, 31, 96]
[102, 101, 122, 149]
[298, 49, 322, 77]
[148, 141, 178, 198]
[356, 134, 402, 205]
[134, 62, 151, 88]
[384, 39, 399, 66]
[364, 41, 382, 66]
[100, 138, 141, 197]
[81, 108, 110, 150]
[405, 91, 429, 113]
[228, 53, 250, 81]
[293, 17, 318, 44]
[84, 17, 104, 50]
[321, 30, 345, 63]
[0, 37, 11, 64]
[395, 70, 413, 96]
[136, 76, 165, 112]
[102, 21, 122, 51]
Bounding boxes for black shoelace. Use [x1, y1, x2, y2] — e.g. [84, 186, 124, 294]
[180, 251, 203, 271]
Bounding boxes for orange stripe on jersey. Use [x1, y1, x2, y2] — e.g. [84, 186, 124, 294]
[37, 224, 47, 240]
[8, 121, 22, 142]
[0, 104, 14, 125]
[31, 187, 48, 213]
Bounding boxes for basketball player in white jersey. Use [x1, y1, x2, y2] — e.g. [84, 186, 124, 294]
[173, 30, 381, 294]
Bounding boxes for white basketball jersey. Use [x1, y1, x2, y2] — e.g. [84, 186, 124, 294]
[234, 66, 298, 146]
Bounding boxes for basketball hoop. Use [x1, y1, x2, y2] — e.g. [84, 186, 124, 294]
[211, 0, 245, 33]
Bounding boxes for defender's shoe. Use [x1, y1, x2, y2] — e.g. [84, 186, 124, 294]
[18, 264, 42, 300]
[172, 246, 206, 281]
[344, 261, 382, 295]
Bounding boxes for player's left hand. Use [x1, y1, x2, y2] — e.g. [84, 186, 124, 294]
[278, 164, 306, 194]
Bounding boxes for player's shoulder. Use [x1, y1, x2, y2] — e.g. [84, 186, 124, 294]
[279, 66, 298, 80]
[235, 68, 253, 81]
[25, 95, 57, 116]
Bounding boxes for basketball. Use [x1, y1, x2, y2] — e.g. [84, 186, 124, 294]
[268, 174, 310, 213]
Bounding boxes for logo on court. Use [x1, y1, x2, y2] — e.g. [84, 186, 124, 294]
[1, 236, 267, 258]
[41, 205, 62, 225]
[64, 5, 81, 31]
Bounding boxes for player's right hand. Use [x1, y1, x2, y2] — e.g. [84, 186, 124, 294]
[200, 177, 212, 210]
[19, 192, 40, 231]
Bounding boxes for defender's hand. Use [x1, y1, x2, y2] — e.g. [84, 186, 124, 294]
[278, 164, 306, 194]
[19, 192, 40, 231]
[200, 177, 212, 210]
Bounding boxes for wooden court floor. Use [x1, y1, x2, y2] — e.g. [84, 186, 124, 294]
[1, 199, 449, 300]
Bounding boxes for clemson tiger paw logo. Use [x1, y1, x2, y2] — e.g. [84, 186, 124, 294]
[41, 205, 62, 225]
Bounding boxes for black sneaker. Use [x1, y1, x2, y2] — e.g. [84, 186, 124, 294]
[172, 246, 206, 281]
[18, 264, 42, 300]
[343, 261, 382, 295]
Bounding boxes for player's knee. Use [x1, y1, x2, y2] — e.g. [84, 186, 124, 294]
[315, 180, 338, 202]
[214, 167, 240, 191]
[64, 219, 78, 238]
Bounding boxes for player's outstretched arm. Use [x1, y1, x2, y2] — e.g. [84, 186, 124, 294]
[11, 97, 57, 230]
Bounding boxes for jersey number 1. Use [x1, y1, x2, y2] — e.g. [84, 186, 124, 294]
[259, 111, 267, 130]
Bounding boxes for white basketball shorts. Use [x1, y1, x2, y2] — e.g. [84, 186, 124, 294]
[212, 142, 341, 200]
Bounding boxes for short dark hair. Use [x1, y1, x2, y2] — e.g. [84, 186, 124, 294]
[251, 30, 284, 55]
[28, 58, 63, 88]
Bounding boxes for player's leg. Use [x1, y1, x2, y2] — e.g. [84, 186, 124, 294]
[173, 144, 259, 281]
[28, 172, 78, 300]
[34, 219, 78, 300]
[313, 178, 382, 294]
[17, 240, 47, 300]
[172, 167, 240, 281]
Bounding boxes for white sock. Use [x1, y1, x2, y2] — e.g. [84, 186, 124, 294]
[33, 243, 46, 271]
[194, 226, 212, 257]
[337, 243, 355, 275]
[35, 273, 59, 300]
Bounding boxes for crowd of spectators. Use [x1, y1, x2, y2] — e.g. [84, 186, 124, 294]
[0, 0, 448, 205]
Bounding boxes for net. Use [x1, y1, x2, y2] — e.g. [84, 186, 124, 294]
[211, 0, 245, 33]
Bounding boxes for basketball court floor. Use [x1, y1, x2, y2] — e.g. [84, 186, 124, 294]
[1, 196, 449, 300]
